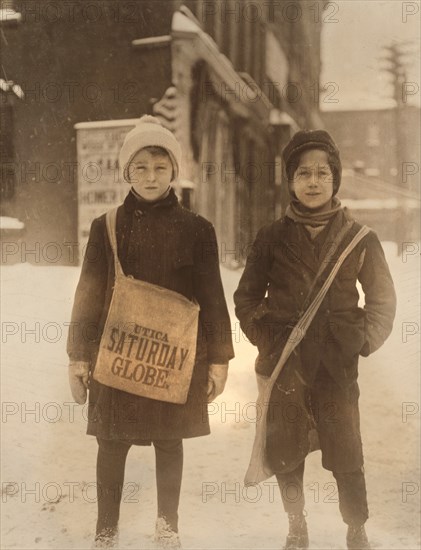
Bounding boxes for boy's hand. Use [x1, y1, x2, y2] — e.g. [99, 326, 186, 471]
[207, 363, 228, 402]
[68, 361, 90, 404]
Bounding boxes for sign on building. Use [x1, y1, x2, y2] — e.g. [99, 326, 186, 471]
[74, 119, 138, 259]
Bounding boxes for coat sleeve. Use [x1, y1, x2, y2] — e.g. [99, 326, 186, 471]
[358, 230, 397, 356]
[67, 217, 108, 363]
[233, 225, 273, 345]
[193, 220, 235, 363]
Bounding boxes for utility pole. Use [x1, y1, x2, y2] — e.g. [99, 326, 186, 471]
[380, 42, 414, 254]
[380, 42, 411, 188]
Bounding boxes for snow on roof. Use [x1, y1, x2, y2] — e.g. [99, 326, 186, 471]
[340, 172, 420, 202]
[74, 119, 139, 130]
[0, 217, 25, 230]
[0, 8, 22, 23]
[341, 198, 419, 210]
[0, 79, 24, 99]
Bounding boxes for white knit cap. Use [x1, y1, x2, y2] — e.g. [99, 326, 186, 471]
[119, 115, 182, 183]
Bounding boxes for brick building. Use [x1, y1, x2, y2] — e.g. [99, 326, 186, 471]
[322, 107, 420, 244]
[1, 0, 324, 265]
[322, 106, 420, 191]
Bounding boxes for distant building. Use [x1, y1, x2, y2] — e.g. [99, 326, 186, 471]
[322, 107, 420, 244]
[338, 172, 419, 245]
[1, 0, 323, 265]
[322, 106, 420, 191]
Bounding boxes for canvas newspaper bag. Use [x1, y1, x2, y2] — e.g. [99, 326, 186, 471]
[93, 207, 200, 404]
[244, 222, 370, 485]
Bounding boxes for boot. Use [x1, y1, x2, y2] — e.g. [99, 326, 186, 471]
[283, 513, 309, 550]
[91, 527, 119, 549]
[154, 517, 181, 549]
[346, 524, 370, 549]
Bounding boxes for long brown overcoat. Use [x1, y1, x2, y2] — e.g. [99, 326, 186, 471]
[234, 209, 397, 472]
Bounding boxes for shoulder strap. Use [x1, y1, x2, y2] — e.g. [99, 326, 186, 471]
[244, 224, 370, 487]
[269, 224, 370, 383]
[105, 207, 125, 278]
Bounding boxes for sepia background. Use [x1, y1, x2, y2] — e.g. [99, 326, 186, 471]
[1, 0, 420, 548]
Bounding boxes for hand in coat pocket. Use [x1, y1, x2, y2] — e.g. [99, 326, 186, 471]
[68, 361, 90, 404]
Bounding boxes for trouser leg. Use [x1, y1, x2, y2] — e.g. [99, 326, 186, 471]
[96, 438, 131, 535]
[153, 439, 183, 532]
[333, 468, 369, 526]
[311, 367, 368, 526]
[276, 461, 306, 516]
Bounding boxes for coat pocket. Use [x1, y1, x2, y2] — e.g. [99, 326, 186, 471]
[170, 252, 195, 298]
[173, 253, 194, 269]
[329, 309, 366, 359]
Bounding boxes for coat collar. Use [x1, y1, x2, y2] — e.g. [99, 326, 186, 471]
[123, 187, 179, 213]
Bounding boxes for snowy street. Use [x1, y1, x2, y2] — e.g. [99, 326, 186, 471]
[1, 242, 420, 550]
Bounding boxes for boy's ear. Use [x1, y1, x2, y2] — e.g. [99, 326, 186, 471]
[126, 163, 133, 183]
[288, 173, 301, 200]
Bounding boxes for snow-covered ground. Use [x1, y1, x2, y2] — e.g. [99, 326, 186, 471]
[1, 242, 420, 550]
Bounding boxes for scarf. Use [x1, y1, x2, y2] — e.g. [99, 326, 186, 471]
[285, 197, 343, 239]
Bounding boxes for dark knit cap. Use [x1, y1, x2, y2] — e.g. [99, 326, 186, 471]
[282, 129, 342, 194]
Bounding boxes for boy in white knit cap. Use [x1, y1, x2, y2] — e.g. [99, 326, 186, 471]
[67, 116, 234, 548]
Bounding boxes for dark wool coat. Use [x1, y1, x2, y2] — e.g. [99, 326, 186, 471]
[234, 208, 396, 473]
[67, 189, 234, 441]
[234, 209, 397, 388]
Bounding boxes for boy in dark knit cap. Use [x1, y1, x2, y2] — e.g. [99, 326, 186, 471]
[67, 116, 234, 548]
[234, 130, 396, 549]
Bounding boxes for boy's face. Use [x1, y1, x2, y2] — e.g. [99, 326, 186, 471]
[128, 149, 173, 201]
[292, 149, 334, 211]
